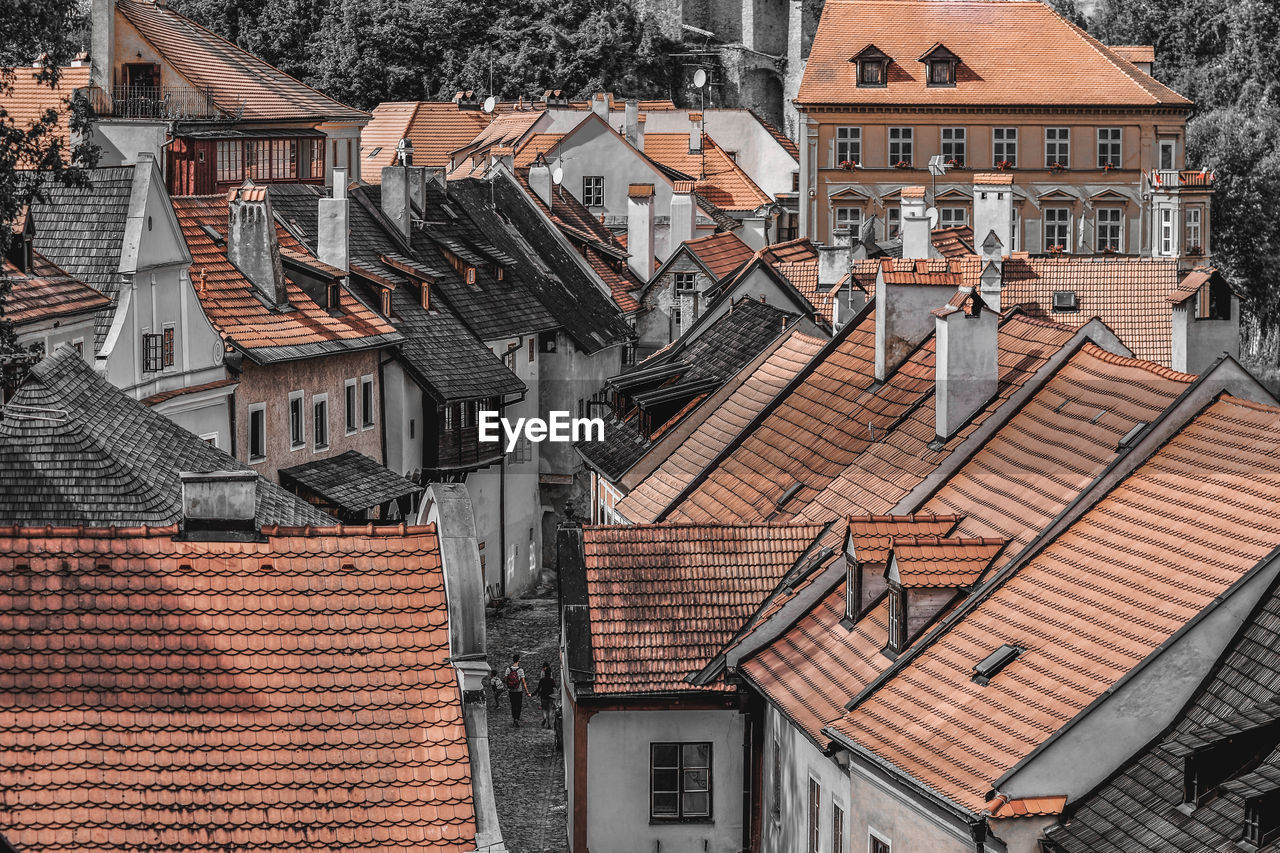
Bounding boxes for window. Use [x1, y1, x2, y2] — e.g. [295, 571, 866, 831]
[313, 394, 329, 449]
[869, 831, 891, 853]
[508, 435, 533, 463]
[993, 128, 1018, 168]
[380, 289, 392, 316]
[528, 335, 535, 363]
[928, 59, 955, 85]
[940, 127, 966, 166]
[1097, 127, 1121, 168]
[835, 127, 861, 166]
[808, 779, 821, 853]
[845, 556, 860, 622]
[1243, 790, 1280, 847]
[832, 804, 845, 853]
[216, 139, 244, 183]
[770, 736, 782, 821]
[940, 207, 967, 228]
[673, 272, 697, 332]
[1045, 127, 1070, 168]
[345, 379, 358, 434]
[1159, 208, 1175, 256]
[245, 139, 263, 181]
[886, 207, 900, 239]
[1011, 207, 1021, 252]
[650, 742, 711, 820]
[1159, 139, 1176, 171]
[857, 57, 886, 86]
[834, 207, 863, 240]
[1044, 208, 1070, 252]
[583, 175, 605, 207]
[1185, 207, 1203, 253]
[465, 266, 477, 285]
[289, 390, 305, 449]
[885, 587, 904, 654]
[248, 403, 266, 461]
[1097, 208, 1123, 252]
[888, 127, 913, 166]
[142, 331, 163, 372]
[360, 376, 374, 428]
[162, 326, 175, 368]
[1183, 720, 1280, 807]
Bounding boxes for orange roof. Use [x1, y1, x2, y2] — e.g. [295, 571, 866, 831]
[972, 172, 1015, 185]
[881, 257, 966, 286]
[683, 230, 756, 280]
[116, 0, 366, 122]
[513, 132, 566, 168]
[1166, 266, 1216, 305]
[797, 0, 1190, 108]
[931, 226, 975, 258]
[848, 514, 963, 564]
[1109, 45, 1155, 66]
[985, 795, 1068, 818]
[618, 329, 826, 523]
[172, 194, 400, 362]
[891, 535, 1005, 587]
[0, 65, 90, 154]
[362, 102, 492, 177]
[0, 523, 476, 851]
[1, 251, 110, 326]
[831, 393, 1280, 812]
[643, 133, 773, 211]
[583, 523, 825, 694]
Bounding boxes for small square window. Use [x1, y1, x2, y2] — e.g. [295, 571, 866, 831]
[650, 742, 712, 821]
[583, 175, 605, 207]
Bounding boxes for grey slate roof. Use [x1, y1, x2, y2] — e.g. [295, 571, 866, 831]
[1046, 566, 1280, 853]
[27, 167, 135, 353]
[269, 183, 524, 403]
[578, 298, 797, 481]
[0, 347, 329, 528]
[279, 450, 422, 513]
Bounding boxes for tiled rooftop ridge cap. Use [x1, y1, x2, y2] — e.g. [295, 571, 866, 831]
[0, 522, 439, 540]
[892, 535, 1006, 547]
[1076, 341, 1199, 381]
[847, 513, 963, 525]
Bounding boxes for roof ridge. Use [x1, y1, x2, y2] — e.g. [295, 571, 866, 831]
[1077, 341, 1198, 382]
[893, 534, 1005, 546]
[0, 522, 439, 540]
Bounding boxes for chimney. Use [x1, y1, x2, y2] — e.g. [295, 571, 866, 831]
[627, 184, 656, 281]
[689, 112, 704, 154]
[317, 168, 349, 273]
[973, 173, 1013, 261]
[900, 186, 931, 259]
[396, 137, 414, 166]
[933, 289, 998, 439]
[624, 99, 640, 147]
[529, 156, 554, 207]
[381, 166, 426, 242]
[670, 180, 696, 245]
[636, 112, 647, 152]
[90, 0, 115, 91]
[180, 471, 258, 539]
[227, 182, 288, 308]
[874, 259, 961, 382]
[591, 92, 610, 120]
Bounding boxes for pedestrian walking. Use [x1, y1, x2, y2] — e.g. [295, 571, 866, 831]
[537, 662, 557, 728]
[503, 653, 532, 726]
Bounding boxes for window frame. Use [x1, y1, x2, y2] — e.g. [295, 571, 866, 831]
[835, 126, 862, 167]
[1044, 127, 1070, 168]
[649, 741, 713, 823]
[142, 330, 163, 373]
[993, 127, 1018, 168]
[1159, 138, 1177, 171]
[1159, 208, 1175, 256]
[940, 127, 966, 167]
[344, 378, 358, 435]
[888, 127, 914, 167]
[939, 207, 968, 229]
[248, 402, 267, 462]
[1044, 207, 1071, 253]
[1097, 127, 1122, 168]
[845, 555, 861, 622]
[886, 207, 900, 240]
[885, 586, 905, 654]
[360, 374, 375, 430]
[582, 175, 605, 208]
[673, 271, 698, 332]
[162, 324, 176, 369]
[312, 393, 329, 450]
[808, 777, 822, 853]
[832, 802, 845, 853]
[869, 829, 892, 853]
[1185, 206, 1203, 254]
[927, 59, 956, 86]
[833, 206, 863, 241]
[857, 59, 887, 87]
[288, 389, 305, 450]
[1096, 207, 1123, 253]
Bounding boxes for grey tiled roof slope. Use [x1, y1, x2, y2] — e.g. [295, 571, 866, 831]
[0, 347, 329, 527]
[1046, 567, 1280, 853]
[27, 167, 135, 353]
[578, 298, 797, 481]
[280, 450, 422, 513]
[268, 184, 523, 402]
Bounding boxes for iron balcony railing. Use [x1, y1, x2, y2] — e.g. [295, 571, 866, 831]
[86, 84, 223, 120]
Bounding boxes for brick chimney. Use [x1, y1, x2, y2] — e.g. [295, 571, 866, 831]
[227, 182, 288, 308]
[90, 0, 115, 91]
[933, 288, 998, 439]
[317, 168, 349, 273]
[670, 180, 696, 245]
[180, 471, 258, 539]
[627, 184, 656, 282]
[689, 112, 704, 154]
[529, 156, 554, 207]
[900, 186, 931, 259]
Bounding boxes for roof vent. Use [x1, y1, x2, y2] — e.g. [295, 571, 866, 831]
[777, 481, 804, 509]
[1117, 421, 1148, 450]
[1052, 290, 1079, 312]
[199, 223, 225, 246]
[972, 643, 1023, 685]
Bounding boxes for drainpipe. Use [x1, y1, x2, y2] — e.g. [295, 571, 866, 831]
[969, 816, 989, 852]
[499, 431, 507, 599]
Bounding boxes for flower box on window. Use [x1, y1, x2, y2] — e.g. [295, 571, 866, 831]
[894, 160, 912, 169]
[1187, 244, 1204, 256]
[945, 158, 964, 169]
[1102, 162, 1116, 172]
[995, 160, 1014, 172]
[1049, 162, 1068, 174]
[1048, 244, 1065, 255]
[838, 160, 856, 170]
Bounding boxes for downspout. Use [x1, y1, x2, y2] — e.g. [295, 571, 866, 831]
[740, 696, 754, 853]
[499, 442, 507, 599]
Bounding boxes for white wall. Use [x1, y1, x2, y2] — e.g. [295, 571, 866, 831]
[760, 704, 851, 853]
[632, 109, 799, 198]
[381, 360, 423, 477]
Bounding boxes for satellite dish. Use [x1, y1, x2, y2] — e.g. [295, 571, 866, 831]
[693, 68, 707, 89]
[926, 207, 939, 229]
[552, 166, 563, 185]
[482, 95, 496, 114]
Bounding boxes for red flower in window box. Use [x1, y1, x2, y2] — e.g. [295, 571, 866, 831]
[995, 160, 1014, 171]
[1187, 244, 1204, 256]
[894, 160, 912, 169]
[1102, 162, 1116, 172]
[1048, 244, 1065, 255]
[1049, 162, 1068, 174]
[945, 158, 964, 169]
[838, 160, 856, 170]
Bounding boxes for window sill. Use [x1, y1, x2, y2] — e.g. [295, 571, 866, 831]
[314, 444, 330, 452]
[290, 443, 305, 452]
[249, 455, 266, 464]
[649, 817, 714, 826]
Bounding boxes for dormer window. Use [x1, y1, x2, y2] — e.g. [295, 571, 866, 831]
[380, 288, 392, 317]
[420, 281, 431, 311]
[885, 587, 905, 654]
[852, 45, 891, 88]
[496, 264, 505, 281]
[919, 43, 960, 87]
[1243, 791, 1280, 847]
[844, 552, 860, 623]
[1178, 717, 1280, 808]
[466, 266, 477, 284]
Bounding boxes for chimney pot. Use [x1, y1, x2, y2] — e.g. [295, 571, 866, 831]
[180, 471, 258, 538]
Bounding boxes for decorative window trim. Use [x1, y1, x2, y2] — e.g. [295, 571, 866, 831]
[247, 402, 267, 462]
[288, 390, 305, 451]
[312, 393, 329, 450]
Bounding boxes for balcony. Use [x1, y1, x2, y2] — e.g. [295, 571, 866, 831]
[86, 84, 225, 121]
[1151, 169, 1215, 188]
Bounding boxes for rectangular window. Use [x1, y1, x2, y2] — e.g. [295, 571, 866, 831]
[650, 742, 711, 820]
[888, 127, 913, 166]
[289, 390, 305, 449]
[1097, 208, 1123, 252]
[886, 207, 900, 240]
[673, 272, 697, 332]
[808, 779, 821, 853]
[245, 139, 264, 181]
[248, 403, 266, 461]
[832, 804, 845, 853]
[583, 176, 605, 207]
[313, 394, 329, 449]
[835, 127, 861, 166]
[770, 735, 782, 821]
[1045, 208, 1071, 252]
[833, 207, 863, 240]
[1186, 207, 1203, 253]
[1159, 139, 1176, 171]
[869, 832, 891, 853]
[142, 331, 163, 372]
[1045, 127, 1070, 168]
[345, 379, 358, 434]
[886, 588, 904, 653]
[1160, 208, 1175, 255]
[940, 207, 967, 228]
[1097, 127, 1122, 168]
[528, 335, 535, 363]
[993, 128, 1018, 168]
[216, 139, 244, 183]
[940, 127, 966, 167]
[858, 60, 884, 86]
[360, 375, 374, 428]
[162, 325, 175, 368]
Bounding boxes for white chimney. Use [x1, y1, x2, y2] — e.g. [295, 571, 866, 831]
[973, 174, 1013, 260]
[874, 259, 961, 382]
[624, 100, 640, 147]
[227, 182, 288, 308]
[317, 168, 349, 273]
[90, 0, 115, 91]
[529, 157, 554, 207]
[900, 186, 931, 259]
[180, 470, 258, 538]
[689, 111, 704, 154]
[381, 166, 426, 241]
[627, 184, 656, 282]
[670, 181, 697, 245]
[741, 215, 768, 250]
[636, 112, 647, 153]
[592, 92, 610, 120]
[979, 259, 1003, 313]
[933, 289, 998, 440]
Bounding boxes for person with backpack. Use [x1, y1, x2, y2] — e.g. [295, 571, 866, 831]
[503, 653, 532, 726]
[537, 662, 557, 728]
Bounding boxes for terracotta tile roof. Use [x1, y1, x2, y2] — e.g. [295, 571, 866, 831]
[362, 103, 494, 177]
[762, 238, 819, 264]
[513, 133, 565, 168]
[1109, 45, 1155, 66]
[881, 257, 968, 285]
[797, 0, 1190, 108]
[931, 225, 975, 258]
[901, 186, 927, 199]
[139, 376, 237, 406]
[972, 172, 1015, 185]
[0, 65, 90, 153]
[467, 111, 542, 150]
[1, 251, 110, 326]
[116, 0, 367, 122]
[0, 522, 476, 852]
[583, 523, 826, 694]
[830, 393, 1280, 812]
[642, 133, 773, 211]
[891, 535, 1005, 587]
[684, 230, 757, 280]
[848, 514, 963, 564]
[172, 194, 401, 363]
[986, 795, 1068, 818]
[1166, 265, 1215, 304]
[751, 109, 800, 159]
[617, 329, 825, 523]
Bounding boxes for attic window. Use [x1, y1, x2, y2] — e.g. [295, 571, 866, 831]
[1183, 719, 1280, 808]
[496, 265, 505, 281]
[852, 45, 890, 87]
[1051, 290, 1078, 312]
[367, 147, 383, 159]
[380, 289, 392, 317]
[199, 223, 225, 246]
[466, 266, 477, 285]
[972, 644, 1022, 685]
[1244, 790, 1280, 847]
[885, 587, 905, 654]
[420, 281, 431, 311]
[920, 44, 960, 87]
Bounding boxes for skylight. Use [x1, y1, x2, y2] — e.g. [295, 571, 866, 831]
[972, 644, 1023, 685]
[1118, 421, 1148, 450]
[199, 223, 225, 246]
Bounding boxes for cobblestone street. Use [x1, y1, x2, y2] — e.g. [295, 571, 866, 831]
[487, 597, 567, 853]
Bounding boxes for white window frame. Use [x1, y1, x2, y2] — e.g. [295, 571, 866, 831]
[1096, 207, 1123, 253]
[1044, 207, 1071, 252]
[312, 392, 329, 450]
[887, 127, 913, 166]
[868, 829, 892, 853]
[939, 207, 967, 228]
[1011, 207, 1021, 252]
[288, 389, 305, 451]
[808, 776, 822, 853]
[1185, 206, 1203, 253]
[833, 206, 863, 241]
[1159, 208, 1175, 256]
[582, 175, 605, 208]
[835, 126, 861, 166]
[360, 374, 375, 430]
[832, 801, 846, 853]
[886, 207, 900, 240]
[248, 401, 267, 462]
[940, 127, 966, 167]
[1097, 127, 1122, 168]
[993, 127, 1018, 168]
[1045, 127, 1070, 168]
[1159, 138, 1177, 171]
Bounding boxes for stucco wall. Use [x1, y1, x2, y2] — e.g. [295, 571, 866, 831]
[381, 359, 423, 477]
[759, 704, 851, 853]
[1171, 301, 1240, 375]
[846, 757, 978, 853]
